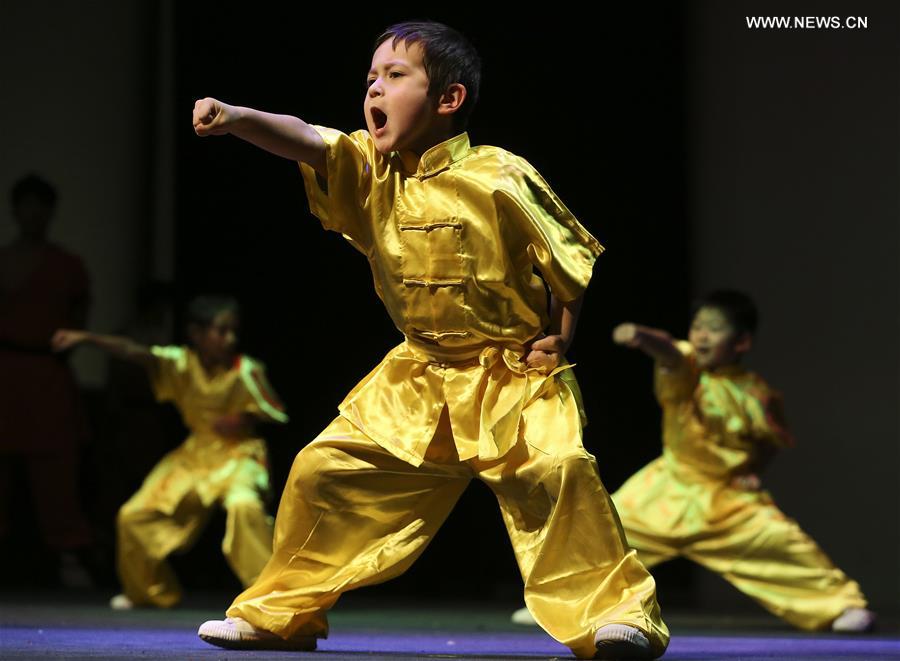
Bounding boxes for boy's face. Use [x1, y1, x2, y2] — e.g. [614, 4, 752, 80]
[365, 39, 441, 155]
[688, 306, 750, 370]
[191, 309, 239, 366]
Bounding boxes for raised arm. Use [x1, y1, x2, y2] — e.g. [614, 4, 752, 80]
[612, 323, 682, 368]
[51, 329, 154, 369]
[192, 97, 327, 177]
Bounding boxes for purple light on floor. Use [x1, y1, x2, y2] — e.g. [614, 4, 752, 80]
[2, 627, 208, 654]
[320, 630, 568, 655]
[667, 635, 900, 656]
[4, 625, 900, 659]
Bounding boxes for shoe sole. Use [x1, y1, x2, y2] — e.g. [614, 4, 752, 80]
[198, 630, 316, 651]
[595, 639, 654, 660]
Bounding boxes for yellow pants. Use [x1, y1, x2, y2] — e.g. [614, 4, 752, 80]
[227, 414, 669, 659]
[613, 458, 867, 630]
[117, 440, 274, 607]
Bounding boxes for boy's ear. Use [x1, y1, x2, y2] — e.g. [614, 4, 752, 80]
[437, 83, 467, 117]
[734, 331, 753, 355]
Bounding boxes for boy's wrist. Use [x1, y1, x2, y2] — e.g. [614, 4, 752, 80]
[534, 333, 568, 354]
[229, 104, 245, 131]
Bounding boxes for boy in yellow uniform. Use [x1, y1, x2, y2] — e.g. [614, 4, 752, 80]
[191, 20, 668, 660]
[611, 290, 873, 632]
[53, 296, 287, 608]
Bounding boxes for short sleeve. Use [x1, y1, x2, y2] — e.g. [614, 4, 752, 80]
[238, 357, 289, 424]
[497, 156, 604, 302]
[654, 340, 699, 405]
[298, 126, 377, 253]
[149, 345, 188, 404]
[744, 381, 795, 448]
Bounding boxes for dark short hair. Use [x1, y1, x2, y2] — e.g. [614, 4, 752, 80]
[11, 174, 58, 209]
[376, 20, 481, 130]
[693, 290, 759, 336]
[187, 295, 240, 327]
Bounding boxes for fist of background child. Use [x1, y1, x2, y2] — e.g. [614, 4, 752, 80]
[612, 323, 638, 347]
[50, 329, 86, 352]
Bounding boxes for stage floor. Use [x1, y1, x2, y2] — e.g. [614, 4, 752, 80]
[1, 591, 898, 660]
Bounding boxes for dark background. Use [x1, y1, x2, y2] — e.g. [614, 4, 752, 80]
[2, 1, 897, 613]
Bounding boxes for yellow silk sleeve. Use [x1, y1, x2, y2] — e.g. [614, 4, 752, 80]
[149, 345, 188, 404]
[238, 357, 289, 425]
[496, 156, 604, 302]
[654, 340, 698, 404]
[743, 382, 795, 448]
[298, 126, 378, 254]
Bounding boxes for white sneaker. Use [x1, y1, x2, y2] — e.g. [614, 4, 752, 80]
[594, 623, 655, 659]
[831, 607, 876, 633]
[109, 594, 134, 610]
[510, 606, 538, 626]
[197, 617, 317, 650]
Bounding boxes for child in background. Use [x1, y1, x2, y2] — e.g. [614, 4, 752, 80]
[53, 295, 287, 608]
[610, 290, 874, 632]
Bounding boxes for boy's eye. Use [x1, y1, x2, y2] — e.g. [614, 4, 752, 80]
[365, 78, 375, 88]
[388, 71, 403, 79]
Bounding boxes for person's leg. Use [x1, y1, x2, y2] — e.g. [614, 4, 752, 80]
[686, 488, 869, 630]
[26, 449, 96, 587]
[611, 458, 682, 570]
[479, 440, 668, 659]
[221, 479, 274, 587]
[217, 415, 472, 643]
[507, 455, 683, 632]
[26, 449, 93, 550]
[117, 452, 212, 607]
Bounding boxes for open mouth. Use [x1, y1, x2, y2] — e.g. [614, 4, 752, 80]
[370, 108, 388, 133]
